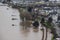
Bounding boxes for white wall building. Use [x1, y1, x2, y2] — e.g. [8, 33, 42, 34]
[49, 0, 60, 1]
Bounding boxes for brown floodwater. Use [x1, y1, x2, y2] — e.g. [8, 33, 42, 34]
[0, 4, 52, 40]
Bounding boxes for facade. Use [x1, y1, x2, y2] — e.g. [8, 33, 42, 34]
[49, 0, 60, 2]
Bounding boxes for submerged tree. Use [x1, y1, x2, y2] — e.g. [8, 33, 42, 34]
[45, 17, 53, 40]
[48, 17, 53, 23]
[28, 7, 33, 12]
[40, 17, 45, 40]
[40, 17, 45, 24]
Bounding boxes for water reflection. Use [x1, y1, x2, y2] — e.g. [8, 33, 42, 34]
[20, 21, 32, 27]
[20, 21, 39, 33]
[20, 26, 31, 38]
[19, 21, 44, 40]
[33, 26, 39, 32]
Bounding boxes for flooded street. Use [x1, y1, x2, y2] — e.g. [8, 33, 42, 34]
[0, 3, 52, 40]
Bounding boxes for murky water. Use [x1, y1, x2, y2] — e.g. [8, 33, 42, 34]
[0, 3, 52, 40]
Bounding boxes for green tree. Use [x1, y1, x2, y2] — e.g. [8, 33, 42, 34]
[41, 18, 45, 24]
[45, 17, 53, 40]
[40, 18, 45, 40]
[48, 17, 53, 23]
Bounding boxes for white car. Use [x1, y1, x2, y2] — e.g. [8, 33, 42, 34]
[55, 38, 60, 40]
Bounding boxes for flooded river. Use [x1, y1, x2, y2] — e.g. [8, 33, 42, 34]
[0, 3, 52, 40]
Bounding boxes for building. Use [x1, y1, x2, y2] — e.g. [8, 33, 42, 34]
[49, 0, 60, 2]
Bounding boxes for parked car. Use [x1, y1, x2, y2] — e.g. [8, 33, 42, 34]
[54, 38, 60, 40]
